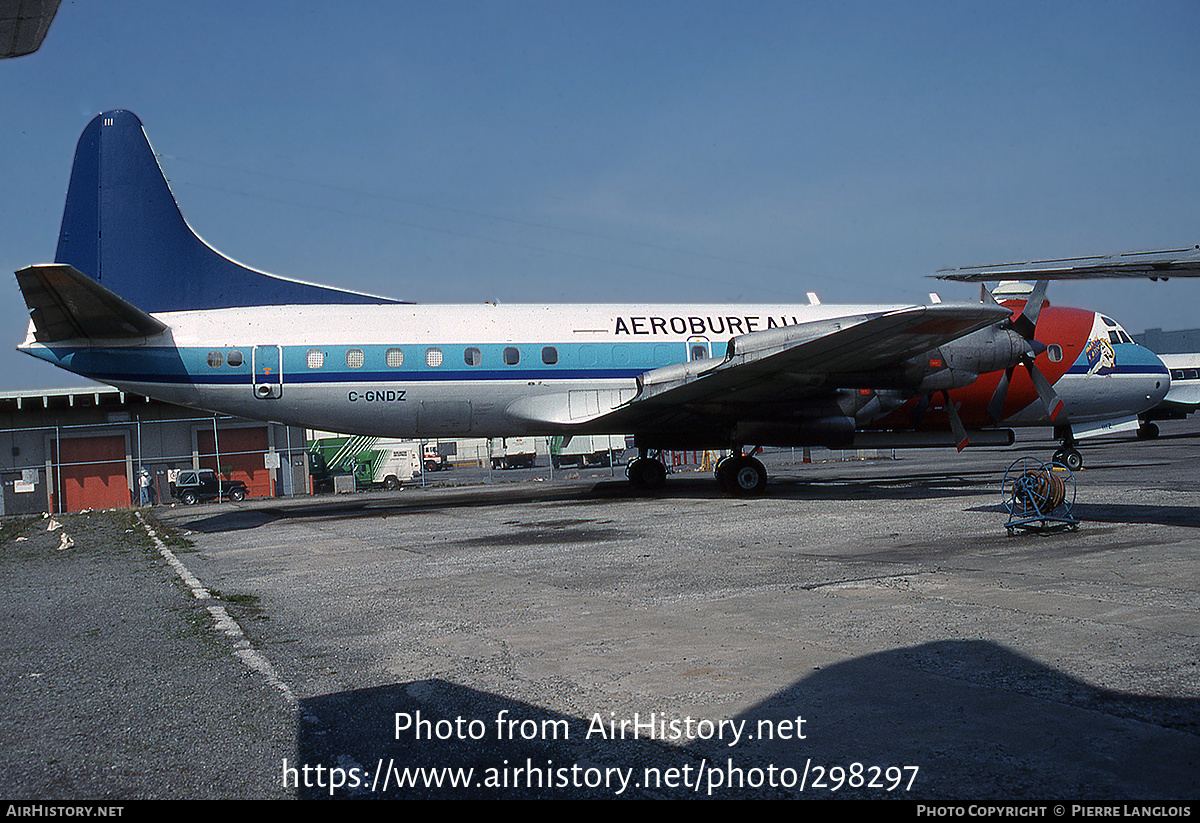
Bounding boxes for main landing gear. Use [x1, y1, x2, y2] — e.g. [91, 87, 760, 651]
[1051, 425, 1083, 471]
[714, 449, 768, 496]
[625, 450, 667, 490]
[625, 446, 770, 496]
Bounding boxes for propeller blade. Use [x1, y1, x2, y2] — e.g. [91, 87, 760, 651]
[911, 394, 930, 428]
[1010, 279, 1049, 339]
[942, 391, 969, 451]
[987, 367, 1014, 422]
[1024, 357, 1064, 420]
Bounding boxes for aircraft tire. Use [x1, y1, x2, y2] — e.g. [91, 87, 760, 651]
[1059, 449, 1083, 471]
[627, 457, 666, 490]
[723, 456, 768, 496]
[1137, 422, 1160, 440]
[714, 456, 733, 493]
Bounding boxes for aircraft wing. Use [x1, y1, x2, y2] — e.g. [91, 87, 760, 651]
[934, 246, 1200, 282]
[15, 264, 169, 341]
[507, 303, 1011, 428]
[0, 0, 61, 58]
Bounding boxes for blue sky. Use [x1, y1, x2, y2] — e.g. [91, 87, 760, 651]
[2, 1, 1198, 390]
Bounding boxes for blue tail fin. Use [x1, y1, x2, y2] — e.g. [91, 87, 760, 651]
[54, 110, 400, 312]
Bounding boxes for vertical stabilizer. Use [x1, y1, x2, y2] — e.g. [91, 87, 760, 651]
[54, 110, 400, 312]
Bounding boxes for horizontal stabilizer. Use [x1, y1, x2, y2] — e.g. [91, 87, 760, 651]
[15, 264, 168, 342]
[935, 246, 1200, 281]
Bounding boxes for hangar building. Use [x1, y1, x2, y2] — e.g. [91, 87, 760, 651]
[0, 387, 307, 515]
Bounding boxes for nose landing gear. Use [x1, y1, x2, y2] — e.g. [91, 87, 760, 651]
[1052, 425, 1083, 471]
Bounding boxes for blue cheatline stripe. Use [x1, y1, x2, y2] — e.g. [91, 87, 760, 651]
[40, 341, 693, 384]
[61, 366, 647, 386]
[1065, 342, 1169, 376]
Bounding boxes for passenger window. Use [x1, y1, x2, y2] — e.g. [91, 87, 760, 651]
[542, 346, 558, 365]
[207, 351, 223, 368]
[1047, 344, 1062, 362]
[386, 348, 404, 367]
[227, 350, 243, 367]
[426, 347, 443, 367]
[307, 349, 325, 369]
[691, 344, 708, 361]
[465, 347, 482, 366]
[504, 347, 520, 365]
[346, 348, 364, 368]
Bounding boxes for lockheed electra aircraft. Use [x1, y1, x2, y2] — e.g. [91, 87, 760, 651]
[14, 111, 1172, 494]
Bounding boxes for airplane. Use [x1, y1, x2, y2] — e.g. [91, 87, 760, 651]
[12, 111, 1173, 494]
[0, 0, 62, 58]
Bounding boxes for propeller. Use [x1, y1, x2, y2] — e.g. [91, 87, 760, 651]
[942, 390, 969, 452]
[911, 394, 930, 428]
[985, 280, 1064, 423]
[909, 390, 969, 451]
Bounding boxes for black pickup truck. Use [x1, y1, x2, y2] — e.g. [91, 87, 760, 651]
[171, 469, 248, 505]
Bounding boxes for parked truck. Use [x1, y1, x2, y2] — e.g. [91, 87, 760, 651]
[488, 437, 538, 470]
[309, 436, 421, 491]
[422, 441, 452, 473]
[550, 435, 627, 469]
[169, 469, 248, 504]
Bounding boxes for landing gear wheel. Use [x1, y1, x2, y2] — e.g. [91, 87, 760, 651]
[626, 457, 666, 490]
[1054, 448, 1083, 471]
[1137, 422, 1160, 440]
[714, 456, 732, 493]
[718, 456, 768, 496]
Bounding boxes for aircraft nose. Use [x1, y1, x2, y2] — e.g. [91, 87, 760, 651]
[1149, 349, 1171, 404]
[1125, 344, 1171, 408]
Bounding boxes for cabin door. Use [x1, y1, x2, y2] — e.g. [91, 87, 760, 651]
[252, 345, 283, 399]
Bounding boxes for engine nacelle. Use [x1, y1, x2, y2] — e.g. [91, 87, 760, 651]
[912, 326, 1030, 394]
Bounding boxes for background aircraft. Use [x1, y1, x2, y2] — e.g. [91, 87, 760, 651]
[13, 111, 1171, 493]
[0, 0, 60, 58]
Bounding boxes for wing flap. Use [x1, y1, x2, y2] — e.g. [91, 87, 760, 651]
[15, 264, 169, 342]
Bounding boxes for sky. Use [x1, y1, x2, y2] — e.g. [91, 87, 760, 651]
[2, 1, 1199, 391]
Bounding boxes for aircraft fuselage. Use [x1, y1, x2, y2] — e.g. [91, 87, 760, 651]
[20, 299, 1169, 443]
